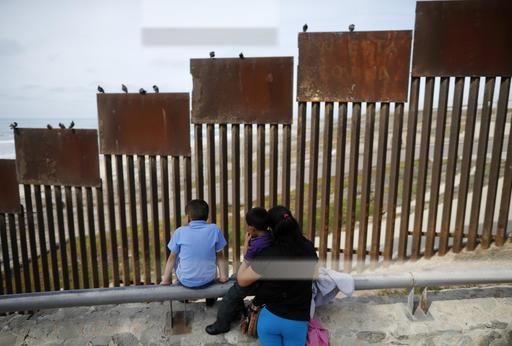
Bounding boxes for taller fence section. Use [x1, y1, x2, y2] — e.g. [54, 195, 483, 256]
[296, 31, 412, 271]
[190, 57, 294, 270]
[13, 128, 102, 292]
[398, 0, 512, 261]
[0, 160, 24, 295]
[97, 93, 191, 286]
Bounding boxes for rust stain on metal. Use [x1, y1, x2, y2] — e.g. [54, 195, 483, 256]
[413, 0, 512, 77]
[97, 93, 191, 156]
[191, 57, 293, 124]
[0, 160, 21, 213]
[14, 128, 100, 187]
[297, 31, 412, 102]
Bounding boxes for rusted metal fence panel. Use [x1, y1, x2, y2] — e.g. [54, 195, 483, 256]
[14, 129, 100, 187]
[191, 57, 293, 124]
[97, 93, 191, 156]
[412, 0, 512, 77]
[297, 31, 412, 102]
[0, 160, 21, 214]
[297, 30, 412, 271]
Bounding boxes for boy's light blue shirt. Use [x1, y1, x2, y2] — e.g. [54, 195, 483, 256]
[168, 220, 227, 288]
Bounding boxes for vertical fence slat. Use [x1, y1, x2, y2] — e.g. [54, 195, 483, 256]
[319, 102, 334, 263]
[95, 183, 109, 288]
[295, 102, 307, 229]
[357, 102, 375, 269]
[453, 77, 480, 252]
[172, 156, 182, 231]
[115, 155, 130, 285]
[384, 103, 404, 262]
[86, 187, 99, 288]
[496, 81, 512, 246]
[75, 187, 89, 289]
[371, 102, 390, 265]
[185, 157, 192, 204]
[232, 124, 241, 271]
[127, 156, 140, 285]
[34, 185, 51, 291]
[7, 214, 21, 293]
[439, 77, 464, 255]
[332, 103, 348, 270]
[399, 77, 420, 260]
[467, 77, 496, 251]
[411, 77, 435, 260]
[65, 186, 79, 289]
[18, 206, 32, 292]
[0, 216, 4, 294]
[496, 84, 512, 246]
[219, 124, 229, 270]
[160, 156, 171, 262]
[269, 124, 279, 208]
[44, 185, 59, 290]
[281, 124, 292, 207]
[307, 102, 320, 241]
[24, 185, 40, 292]
[195, 124, 204, 200]
[207, 124, 217, 222]
[244, 124, 253, 215]
[105, 155, 120, 286]
[150, 155, 161, 283]
[0, 214, 11, 294]
[43, 185, 60, 291]
[344, 102, 361, 272]
[482, 77, 511, 248]
[54, 186, 69, 290]
[425, 77, 450, 258]
[256, 124, 266, 208]
[138, 155, 151, 284]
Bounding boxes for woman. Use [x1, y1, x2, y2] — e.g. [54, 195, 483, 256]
[238, 205, 318, 346]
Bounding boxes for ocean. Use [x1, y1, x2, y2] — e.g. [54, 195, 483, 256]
[0, 117, 98, 159]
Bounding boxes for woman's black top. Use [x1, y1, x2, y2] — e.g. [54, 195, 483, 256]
[250, 238, 318, 321]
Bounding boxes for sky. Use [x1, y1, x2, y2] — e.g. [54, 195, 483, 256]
[0, 0, 416, 121]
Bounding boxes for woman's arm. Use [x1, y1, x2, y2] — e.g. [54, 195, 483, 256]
[237, 264, 261, 287]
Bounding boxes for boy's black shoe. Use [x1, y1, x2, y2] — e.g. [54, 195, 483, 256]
[205, 323, 230, 335]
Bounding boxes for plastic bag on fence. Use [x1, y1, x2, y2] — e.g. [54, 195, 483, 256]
[306, 318, 329, 346]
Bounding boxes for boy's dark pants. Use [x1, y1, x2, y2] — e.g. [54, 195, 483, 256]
[213, 280, 260, 330]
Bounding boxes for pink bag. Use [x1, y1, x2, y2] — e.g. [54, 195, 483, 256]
[306, 318, 329, 346]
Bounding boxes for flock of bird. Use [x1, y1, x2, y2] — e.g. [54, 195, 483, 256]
[11, 24, 355, 132]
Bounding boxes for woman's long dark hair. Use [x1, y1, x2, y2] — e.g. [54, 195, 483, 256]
[267, 205, 312, 256]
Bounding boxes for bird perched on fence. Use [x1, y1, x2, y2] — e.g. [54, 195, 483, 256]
[303, 23, 308, 32]
[349, 24, 355, 32]
[139, 88, 147, 95]
[97, 85, 105, 93]
[122, 84, 128, 93]
[153, 85, 159, 93]
[239, 52, 244, 59]
[69, 121, 75, 129]
[9, 122, 17, 130]
[47, 124, 53, 130]
[59, 123, 66, 129]
[209, 51, 215, 58]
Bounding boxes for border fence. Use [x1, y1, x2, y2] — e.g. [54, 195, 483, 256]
[1, 0, 511, 294]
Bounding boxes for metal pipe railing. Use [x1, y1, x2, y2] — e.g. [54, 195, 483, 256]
[0, 269, 511, 313]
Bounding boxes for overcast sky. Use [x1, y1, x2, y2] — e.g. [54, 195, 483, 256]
[0, 0, 415, 120]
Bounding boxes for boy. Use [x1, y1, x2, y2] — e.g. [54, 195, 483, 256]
[205, 207, 272, 335]
[160, 199, 228, 287]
